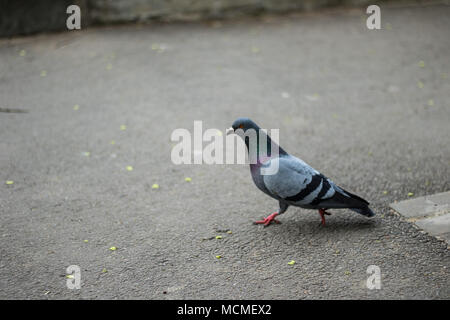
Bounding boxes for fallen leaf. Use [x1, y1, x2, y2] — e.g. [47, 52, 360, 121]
[305, 93, 319, 102]
[418, 60, 425, 68]
[185, 177, 192, 182]
[288, 260, 296, 265]
[109, 246, 117, 251]
[5, 180, 14, 185]
[251, 46, 260, 54]
[215, 255, 222, 259]
[120, 125, 127, 131]
[152, 184, 160, 189]
[126, 166, 133, 171]
[215, 236, 222, 239]
[19, 50, 26, 57]
[407, 192, 414, 197]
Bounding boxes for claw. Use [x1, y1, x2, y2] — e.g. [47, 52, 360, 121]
[254, 212, 280, 227]
[318, 209, 331, 226]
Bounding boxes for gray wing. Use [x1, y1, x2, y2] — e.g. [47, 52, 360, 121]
[261, 156, 336, 206]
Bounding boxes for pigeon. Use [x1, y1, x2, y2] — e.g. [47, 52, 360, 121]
[226, 117, 375, 226]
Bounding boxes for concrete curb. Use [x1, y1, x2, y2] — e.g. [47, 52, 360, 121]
[390, 192, 450, 246]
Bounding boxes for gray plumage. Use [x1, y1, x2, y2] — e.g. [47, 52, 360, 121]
[229, 118, 374, 225]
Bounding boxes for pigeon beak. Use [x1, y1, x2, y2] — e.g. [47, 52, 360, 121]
[226, 127, 234, 135]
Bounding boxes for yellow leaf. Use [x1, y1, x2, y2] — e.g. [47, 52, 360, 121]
[83, 240, 89, 243]
[120, 125, 127, 131]
[288, 260, 295, 265]
[407, 192, 414, 197]
[215, 236, 222, 239]
[152, 184, 159, 189]
[109, 246, 117, 251]
[185, 177, 192, 182]
[227, 230, 232, 234]
[101, 268, 108, 273]
[110, 140, 115, 145]
[5, 180, 14, 185]
[126, 166, 133, 171]
[215, 255, 222, 259]
[418, 60, 425, 68]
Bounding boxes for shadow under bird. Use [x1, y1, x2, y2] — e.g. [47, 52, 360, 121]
[226, 118, 375, 226]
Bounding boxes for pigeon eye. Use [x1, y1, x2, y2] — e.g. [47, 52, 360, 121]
[239, 124, 244, 129]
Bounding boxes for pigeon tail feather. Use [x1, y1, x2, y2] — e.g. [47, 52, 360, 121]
[350, 206, 375, 217]
[341, 188, 374, 217]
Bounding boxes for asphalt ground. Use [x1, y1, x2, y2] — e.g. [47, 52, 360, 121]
[0, 4, 449, 299]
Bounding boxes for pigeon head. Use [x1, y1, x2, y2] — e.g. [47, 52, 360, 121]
[227, 117, 260, 135]
[226, 118, 287, 158]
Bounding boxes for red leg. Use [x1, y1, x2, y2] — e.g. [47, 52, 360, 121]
[254, 212, 280, 226]
[318, 209, 331, 226]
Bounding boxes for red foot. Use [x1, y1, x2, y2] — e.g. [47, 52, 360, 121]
[319, 209, 331, 226]
[254, 212, 280, 227]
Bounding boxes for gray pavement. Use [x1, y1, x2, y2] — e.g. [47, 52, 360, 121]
[0, 4, 449, 299]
